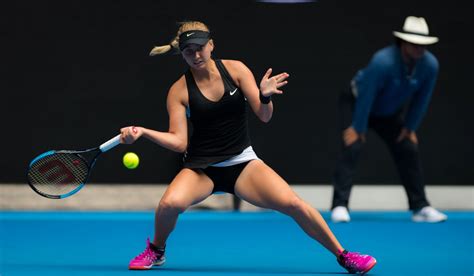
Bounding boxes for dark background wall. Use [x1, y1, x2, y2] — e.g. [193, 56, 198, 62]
[2, 0, 473, 184]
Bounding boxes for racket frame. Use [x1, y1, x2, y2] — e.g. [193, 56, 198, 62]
[27, 134, 121, 199]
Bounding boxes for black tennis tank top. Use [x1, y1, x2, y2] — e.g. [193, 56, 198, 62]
[183, 59, 251, 169]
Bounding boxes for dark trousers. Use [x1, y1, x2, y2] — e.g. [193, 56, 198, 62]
[331, 88, 430, 211]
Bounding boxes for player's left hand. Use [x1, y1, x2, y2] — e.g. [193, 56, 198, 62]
[259, 68, 289, 97]
[397, 128, 418, 144]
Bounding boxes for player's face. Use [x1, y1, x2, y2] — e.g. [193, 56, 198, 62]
[182, 41, 213, 69]
[404, 42, 426, 60]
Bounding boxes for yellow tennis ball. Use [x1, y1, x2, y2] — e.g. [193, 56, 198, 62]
[123, 152, 139, 169]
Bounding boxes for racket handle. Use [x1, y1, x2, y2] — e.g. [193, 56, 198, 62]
[99, 134, 121, 152]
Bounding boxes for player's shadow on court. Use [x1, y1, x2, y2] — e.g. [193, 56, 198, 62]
[11, 263, 353, 275]
[4, 263, 129, 274]
[160, 266, 350, 275]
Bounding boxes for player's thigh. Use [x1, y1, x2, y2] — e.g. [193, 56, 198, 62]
[234, 160, 299, 211]
[161, 168, 214, 208]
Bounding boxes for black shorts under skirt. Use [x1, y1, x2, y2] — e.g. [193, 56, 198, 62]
[193, 161, 251, 195]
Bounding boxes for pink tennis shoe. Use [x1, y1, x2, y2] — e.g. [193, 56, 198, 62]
[129, 238, 166, 270]
[128, 239, 376, 273]
[337, 249, 377, 274]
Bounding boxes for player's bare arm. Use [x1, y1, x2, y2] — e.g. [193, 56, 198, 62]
[223, 60, 289, 123]
[121, 77, 188, 153]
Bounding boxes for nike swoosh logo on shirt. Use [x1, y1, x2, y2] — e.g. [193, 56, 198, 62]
[229, 88, 238, 95]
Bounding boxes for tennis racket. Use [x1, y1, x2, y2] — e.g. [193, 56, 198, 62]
[27, 134, 122, 199]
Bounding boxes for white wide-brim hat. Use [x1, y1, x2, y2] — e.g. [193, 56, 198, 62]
[393, 16, 439, 45]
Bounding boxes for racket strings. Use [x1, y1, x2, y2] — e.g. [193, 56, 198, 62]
[28, 153, 89, 196]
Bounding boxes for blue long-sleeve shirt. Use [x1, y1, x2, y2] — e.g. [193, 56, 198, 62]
[351, 44, 439, 133]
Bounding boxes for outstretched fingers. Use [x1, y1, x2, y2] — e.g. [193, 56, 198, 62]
[260, 68, 290, 96]
[263, 68, 273, 81]
[275, 72, 290, 82]
[273, 72, 289, 94]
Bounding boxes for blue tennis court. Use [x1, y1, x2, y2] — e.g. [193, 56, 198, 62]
[1, 211, 472, 275]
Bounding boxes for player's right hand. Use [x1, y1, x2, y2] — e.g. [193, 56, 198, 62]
[120, 126, 142, 144]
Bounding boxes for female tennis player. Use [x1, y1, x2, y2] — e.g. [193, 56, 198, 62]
[121, 21, 376, 274]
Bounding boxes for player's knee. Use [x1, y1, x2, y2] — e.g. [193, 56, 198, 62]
[279, 196, 306, 215]
[158, 196, 188, 214]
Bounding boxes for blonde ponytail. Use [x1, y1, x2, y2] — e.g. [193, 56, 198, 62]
[149, 21, 209, 56]
[149, 45, 170, 56]
[149, 38, 179, 56]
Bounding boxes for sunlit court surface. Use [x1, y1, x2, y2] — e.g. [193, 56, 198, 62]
[1, 210, 472, 276]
